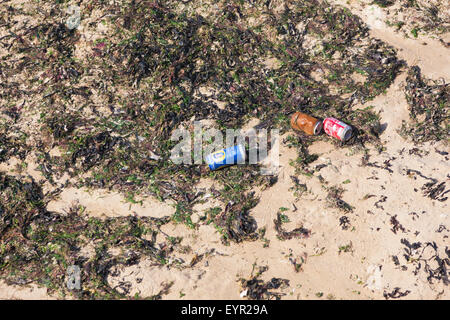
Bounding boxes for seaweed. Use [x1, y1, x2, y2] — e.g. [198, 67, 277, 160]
[383, 287, 411, 299]
[372, 1, 395, 7]
[0, 0, 409, 297]
[422, 181, 449, 202]
[392, 255, 401, 266]
[289, 175, 308, 198]
[2, 0, 401, 201]
[285, 135, 319, 175]
[327, 186, 354, 212]
[288, 250, 307, 273]
[401, 66, 449, 143]
[400, 239, 450, 285]
[390, 215, 406, 234]
[0, 173, 182, 299]
[374, 196, 387, 210]
[274, 212, 310, 240]
[213, 192, 260, 244]
[339, 216, 351, 230]
[239, 265, 289, 300]
[404, 168, 437, 182]
[0, 126, 29, 163]
[365, 157, 395, 174]
[383, 1, 450, 36]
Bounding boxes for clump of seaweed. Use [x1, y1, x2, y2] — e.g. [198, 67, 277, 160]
[339, 216, 351, 230]
[422, 181, 449, 202]
[289, 175, 308, 198]
[274, 211, 310, 240]
[0, 124, 29, 163]
[214, 192, 260, 244]
[372, 0, 395, 7]
[401, 66, 449, 143]
[383, 287, 411, 299]
[400, 0, 450, 35]
[239, 265, 290, 300]
[400, 239, 450, 286]
[327, 186, 354, 212]
[390, 215, 406, 234]
[0, 173, 183, 299]
[390, 215, 407, 234]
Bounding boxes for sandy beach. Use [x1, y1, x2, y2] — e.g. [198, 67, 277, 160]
[0, 0, 448, 300]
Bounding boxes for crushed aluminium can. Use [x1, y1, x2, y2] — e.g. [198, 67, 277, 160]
[323, 117, 353, 142]
[290, 112, 323, 135]
[206, 144, 245, 171]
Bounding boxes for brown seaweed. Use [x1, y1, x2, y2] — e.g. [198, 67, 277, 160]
[274, 212, 310, 240]
[239, 265, 290, 300]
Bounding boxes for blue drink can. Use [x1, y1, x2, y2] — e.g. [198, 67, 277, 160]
[206, 144, 246, 171]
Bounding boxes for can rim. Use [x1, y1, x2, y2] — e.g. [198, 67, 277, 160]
[313, 121, 323, 135]
[341, 127, 353, 142]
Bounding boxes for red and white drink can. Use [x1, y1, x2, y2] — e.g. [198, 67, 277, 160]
[323, 117, 353, 142]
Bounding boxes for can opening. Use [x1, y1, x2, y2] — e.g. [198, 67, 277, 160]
[343, 128, 353, 141]
[314, 121, 323, 135]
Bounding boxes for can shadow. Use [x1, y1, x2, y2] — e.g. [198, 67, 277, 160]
[344, 121, 388, 145]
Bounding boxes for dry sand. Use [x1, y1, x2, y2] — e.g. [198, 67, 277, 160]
[0, 1, 448, 300]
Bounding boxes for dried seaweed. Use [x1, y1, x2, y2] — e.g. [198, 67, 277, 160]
[390, 215, 406, 234]
[422, 181, 449, 202]
[0, 0, 409, 297]
[1, 0, 402, 200]
[289, 175, 308, 197]
[374, 196, 387, 210]
[401, 66, 449, 143]
[0, 173, 179, 299]
[289, 252, 307, 273]
[365, 158, 395, 174]
[214, 192, 260, 244]
[327, 186, 354, 212]
[372, 0, 395, 7]
[383, 287, 411, 299]
[274, 212, 310, 240]
[395, 0, 450, 35]
[339, 216, 351, 230]
[0, 126, 29, 163]
[392, 255, 401, 266]
[404, 168, 437, 182]
[239, 265, 289, 300]
[400, 239, 450, 285]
